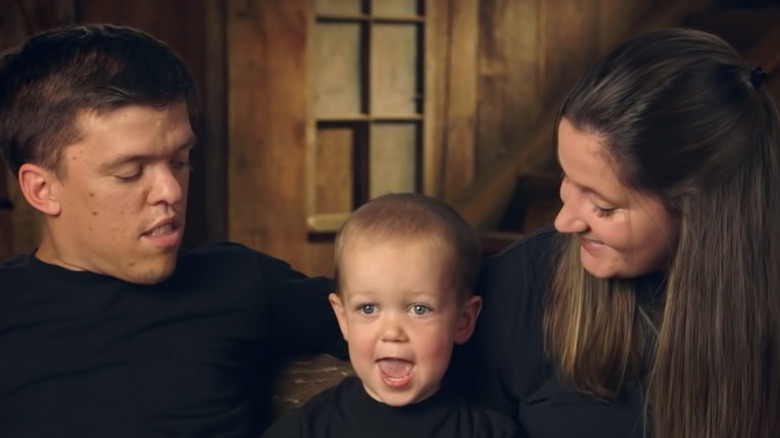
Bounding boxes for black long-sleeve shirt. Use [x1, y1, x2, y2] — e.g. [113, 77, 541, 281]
[0, 242, 345, 438]
[450, 226, 662, 438]
[262, 376, 521, 438]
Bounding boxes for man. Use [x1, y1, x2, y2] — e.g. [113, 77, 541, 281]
[0, 24, 344, 437]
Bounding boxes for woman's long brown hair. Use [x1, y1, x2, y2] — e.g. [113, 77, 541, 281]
[544, 28, 780, 438]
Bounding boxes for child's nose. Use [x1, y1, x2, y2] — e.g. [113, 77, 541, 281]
[380, 314, 408, 343]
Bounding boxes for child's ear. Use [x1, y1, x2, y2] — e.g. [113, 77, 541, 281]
[17, 163, 61, 216]
[328, 292, 349, 340]
[454, 295, 482, 345]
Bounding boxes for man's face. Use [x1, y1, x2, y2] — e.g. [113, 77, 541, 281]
[40, 102, 195, 284]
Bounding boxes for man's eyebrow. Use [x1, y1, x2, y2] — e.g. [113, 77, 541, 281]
[99, 137, 198, 172]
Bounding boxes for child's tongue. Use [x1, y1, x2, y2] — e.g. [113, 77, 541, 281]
[377, 358, 413, 378]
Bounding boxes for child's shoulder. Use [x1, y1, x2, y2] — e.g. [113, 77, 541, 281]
[440, 387, 522, 438]
[261, 377, 359, 438]
[463, 402, 523, 438]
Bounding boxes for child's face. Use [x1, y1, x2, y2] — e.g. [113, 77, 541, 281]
[329, 235, 481, 406]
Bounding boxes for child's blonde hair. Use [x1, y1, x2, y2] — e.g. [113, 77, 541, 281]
[334, 193, 480, 300]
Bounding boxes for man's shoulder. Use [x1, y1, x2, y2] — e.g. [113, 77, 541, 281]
[0, 254, 32, 269]
[178, 242, 292, 272]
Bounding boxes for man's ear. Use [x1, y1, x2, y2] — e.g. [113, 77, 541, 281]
[17, 163, 61, 216]
[454, 295, 482, 345]
[328, 292, 349, 341]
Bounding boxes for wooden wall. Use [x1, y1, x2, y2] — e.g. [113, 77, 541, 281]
[470, 0, 660, 178]
[0, 0, 713, 276]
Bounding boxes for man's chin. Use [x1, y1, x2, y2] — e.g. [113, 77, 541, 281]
[123, 255, 178, 285]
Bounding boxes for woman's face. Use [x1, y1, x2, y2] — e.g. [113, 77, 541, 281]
[554, 118, 678, 278]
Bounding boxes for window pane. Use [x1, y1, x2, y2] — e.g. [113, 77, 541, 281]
[315, 123, 359, 214]
[371, 0, 420, 16]
[371, 24, 420, 115]
[369, 123, 418, 198]
[316, 23, 365, 117]
[316, 0, 365, 15]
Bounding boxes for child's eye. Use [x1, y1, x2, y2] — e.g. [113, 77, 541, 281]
[410, 304, 431, 315]
[358, 304, 375, 315]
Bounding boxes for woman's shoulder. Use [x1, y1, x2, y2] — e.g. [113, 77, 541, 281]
[492, 224, 560, 258]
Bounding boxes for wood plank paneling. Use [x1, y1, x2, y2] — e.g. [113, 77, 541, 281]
[201, 0, 228, 245]
[476, 0, 540, 174]
[228, 0, 313, 273]
[438, 0, 478, 201]
[598, 0, 653, 54]
[538, 0, 601, 108]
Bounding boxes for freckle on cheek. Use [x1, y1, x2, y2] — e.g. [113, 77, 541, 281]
[89, 193, 94, 197]
[92, 211, 98, 216]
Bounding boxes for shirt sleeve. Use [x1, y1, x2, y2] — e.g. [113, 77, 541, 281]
[260, 406, 305, 438]
[262, 255, 348, 359]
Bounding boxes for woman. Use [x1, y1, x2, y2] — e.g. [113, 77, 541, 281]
[457, 28, 780, 438]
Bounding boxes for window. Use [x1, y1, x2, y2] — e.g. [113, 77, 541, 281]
[307, 0, 425, 231]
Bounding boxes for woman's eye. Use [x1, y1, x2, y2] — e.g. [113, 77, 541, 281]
[592, 204, 616, 218]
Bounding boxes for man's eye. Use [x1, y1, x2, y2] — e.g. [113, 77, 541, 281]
[115, 170, 142, 182]
[171, 160, 192, 171]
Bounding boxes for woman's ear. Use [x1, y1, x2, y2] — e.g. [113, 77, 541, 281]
[17, 163, 61, 216]
[454, 295, 482, 345]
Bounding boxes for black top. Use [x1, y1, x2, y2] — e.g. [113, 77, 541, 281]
[0, 243, 345, 438]
[450, 226, 663, 438]
[261, 376, 521, 438]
